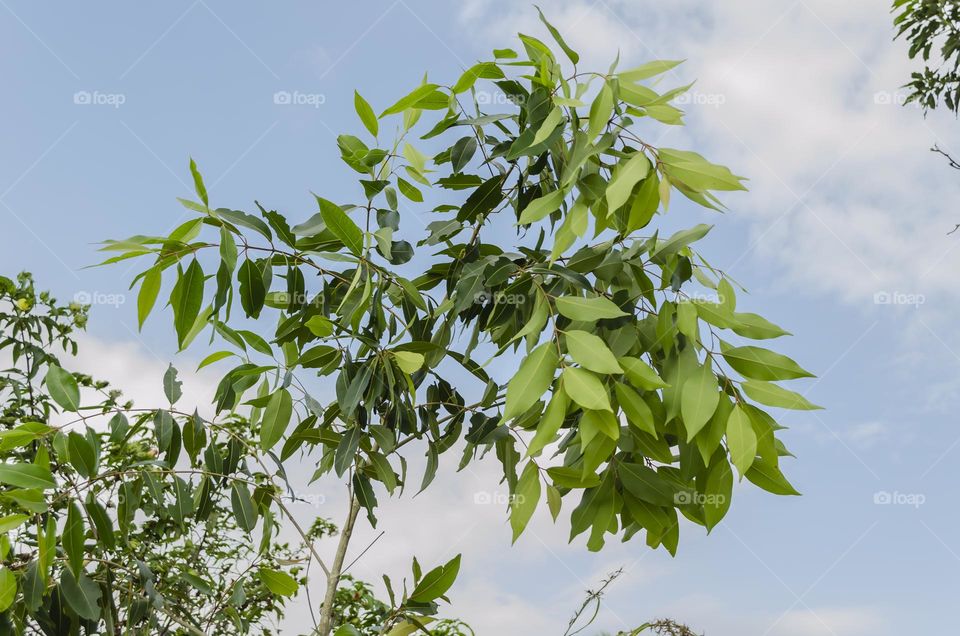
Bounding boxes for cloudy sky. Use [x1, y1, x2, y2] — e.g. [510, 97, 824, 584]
[2, 1, 958, 634]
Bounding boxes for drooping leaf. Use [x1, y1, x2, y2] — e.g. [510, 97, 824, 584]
[555, 296, 628, 321]
[45, 365, 80, 412]
[510, 461, 542, 542]
[354, 90, 378, 137]
[726, 405, 757, 476]
[260, 389, 293, 451]
[503, 343, 558, 420]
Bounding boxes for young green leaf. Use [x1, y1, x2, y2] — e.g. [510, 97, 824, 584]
[409, 554, 461, 603]
[137, 267, 161, 329]
[259, 567, 298, 596]
[722, 346, 814, 381]
[354, 90, 378, 137]
[741, 380, 822, 410]
[588, 82, 614, 140]
[562, 368, 612, 412]
[565, 330, 623, 374]
[503, 343, 559, 420]
[555, 296, 628, 321]
[726, 405, 757, 476]
[680, 365, 720, 440]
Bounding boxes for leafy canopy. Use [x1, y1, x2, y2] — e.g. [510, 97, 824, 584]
[893, 0, 960, 112]
[104, 14, 811, 562]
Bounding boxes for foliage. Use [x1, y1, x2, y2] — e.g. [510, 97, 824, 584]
[0, 272, 309, 634]
[96, 12, 811, 634]
[893, 0, 960, 112]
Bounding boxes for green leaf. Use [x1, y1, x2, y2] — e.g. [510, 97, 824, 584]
[726, 405, 757, 476]
[334, 426, 362, 477]
[0, 514, 29, 533]
[231, 482, 258, 532]
[731, 312, 791, 340]
[238, 259, 266, 319]
[619, 463, 675, 506]
[531, 106, 563, 147]
[510, 461, 541, 542]
[618, 356, 669, 390]
[305, 315, 334, 338]
[518, 188, 566, 225]
[606, 152, 651, 211]
[316, 196, 364, 255]
[0, 463, 55, 490]
[659, 148, 747, 192]
[409, 554, 461, 603]
[555, 296, 628, 321]
[651, 224, 712, 258]
[354, 90, 378, 136]
[59, 570, 101, 621]
[680, 365, 719, 440]
[527, 391, 569, 457]
[614, 383, 656, 435]
[703, 456, 733, 530]
[63, 502, 85, 576]
[458, 174, 506, 222]
[548, 466, 602, 488]
[745, 458, 801, 496]
[536, 6, 580, 64]
[189, 157, 208, 207]
[565, 330, 622, 374]
[163, 364, 182, 404]
[45, 365, 79, 412]
[588, 82, 614, 139]
[562, 368, 612, 411]
[0, 567, 15, 612]
[722, 346, 814, 381]
[259, 567, 298, 596]
[85, 498, 115, 550]
[392, 351, 425, 374]
[397, 177, 423, 202]
[172, 259, 205, 348]
[137, 267, 161, 329]
[67, 432, 97, 478]
[741, 380, 822, 410]
[380, 83, 441, 116]
[503, 343, 559, 420]
[619, 59, 684, 82]
[260, 389, 293, 451]
[197, 350, 234, 370]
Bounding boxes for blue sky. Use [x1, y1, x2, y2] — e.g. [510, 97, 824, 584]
[2, 1, 958, 634]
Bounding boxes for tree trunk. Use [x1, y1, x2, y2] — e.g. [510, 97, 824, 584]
[317, 496, 361, 636]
